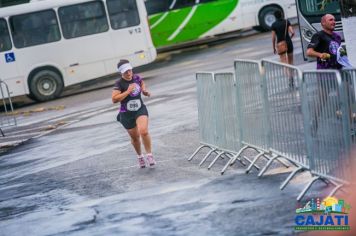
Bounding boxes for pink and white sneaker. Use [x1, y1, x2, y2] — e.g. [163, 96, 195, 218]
[138, 156, 146, 168]
[146, 154, 156, 166]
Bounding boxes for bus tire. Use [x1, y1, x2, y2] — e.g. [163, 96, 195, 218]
[258, 6, 281, 31]
[29, 69, 64, 102]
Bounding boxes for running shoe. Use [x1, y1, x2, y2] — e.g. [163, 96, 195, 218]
[138, 157, 146, 168]
[146, 154, 156, 166]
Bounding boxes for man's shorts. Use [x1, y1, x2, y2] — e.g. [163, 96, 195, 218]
[117, 105, 149, 130]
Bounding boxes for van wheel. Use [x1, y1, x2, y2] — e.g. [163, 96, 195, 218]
[29, 69, 64, 102]
[258, 6, 281, 31]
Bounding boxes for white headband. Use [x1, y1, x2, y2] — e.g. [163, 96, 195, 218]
[118, 63, 133, 74]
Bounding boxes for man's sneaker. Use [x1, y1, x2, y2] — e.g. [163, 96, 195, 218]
[138, 157, 146, 168]
[146, 154, 156, 166]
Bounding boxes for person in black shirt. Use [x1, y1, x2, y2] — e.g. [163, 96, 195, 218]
[306, 14, 343, 136]
[271, 10, 295, 65]
[307, 14, 342, 70]
[112, 59, 155, 168]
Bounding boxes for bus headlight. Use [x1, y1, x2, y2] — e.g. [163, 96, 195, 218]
[301, 28, 315, 42]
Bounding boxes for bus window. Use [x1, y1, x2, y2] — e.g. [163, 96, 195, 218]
[59, 1, 109, 39]
[10, 10, 60, 48]
[171, 0, 196, 10]
[106, 0, 140, 30]
[199, 0, 218, 4]
[0, 18, 12, 52]
[145, 0, 169, 15]
[298, 0, 340, 15]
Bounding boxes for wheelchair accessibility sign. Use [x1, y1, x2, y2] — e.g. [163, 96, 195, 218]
[5, 52, 15, 63]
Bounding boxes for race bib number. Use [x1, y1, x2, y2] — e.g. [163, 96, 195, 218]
[127, 99, 141, 111]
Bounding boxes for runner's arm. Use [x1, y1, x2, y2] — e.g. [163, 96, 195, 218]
[141, 80, 151, 97]
[112, 84, 135, 103]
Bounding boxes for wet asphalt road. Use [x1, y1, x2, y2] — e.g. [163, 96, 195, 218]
[0, 28, 329, 235]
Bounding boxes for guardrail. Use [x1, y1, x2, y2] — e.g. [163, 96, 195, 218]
[189, 61, 355, 201]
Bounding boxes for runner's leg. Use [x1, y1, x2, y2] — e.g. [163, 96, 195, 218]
[136, 115, 152, 154]
[127, 127, 142, 155]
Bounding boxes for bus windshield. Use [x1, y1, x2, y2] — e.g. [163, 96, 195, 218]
[297, 0, 340, 16]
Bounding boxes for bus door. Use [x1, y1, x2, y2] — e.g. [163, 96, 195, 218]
[0, 18, 25, 97]
[58, 1, 112, 85]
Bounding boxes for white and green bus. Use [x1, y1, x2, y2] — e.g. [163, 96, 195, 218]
[0, 0, 156, 102]
[145, 0, 297, 48]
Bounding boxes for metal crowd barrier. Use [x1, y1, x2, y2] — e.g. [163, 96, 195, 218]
[342, 69, 356, 183]
[258, 60, 309, 190]
[221, 59, 273, 175]
[0, 80, 17, 137]
[298, 70, 352, 200]
[341, 69, 356, 149]
[206, 73, 247, 170]
[341, 69, 356, 183]
[189, 73, 247, 169]
[190, 61, 355, 201]
[188, 73, 218, 162]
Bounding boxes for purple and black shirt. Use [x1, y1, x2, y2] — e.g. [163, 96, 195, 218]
[113, 74, 143, 112]
[307, 31, 342, 70]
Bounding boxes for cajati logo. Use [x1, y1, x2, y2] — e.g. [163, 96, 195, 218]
[295, 196, 351, 231]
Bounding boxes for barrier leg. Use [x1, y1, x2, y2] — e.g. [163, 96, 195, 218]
[329, 184, 345, 197]
[207, 151, 225, 170]
[228, 145, 249, 166]
[188, 145, 208, 161]
[297, 176, 321, 201]
[245, 152, 264, 174]
[0, 128, 4, 137]
[237, 155, 248, 166]
[276, 158, 291, 168]
[199, 148, 217, 167]
[280, 166, 304, 190]
[220, 145, 248, 175]
[257, 154, 280, 177]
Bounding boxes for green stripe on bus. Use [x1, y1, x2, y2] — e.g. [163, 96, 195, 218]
[150, 8, 192, 47]
[148, 0, 239, 48]
[172, 0, 238, 44]
[149, 13, 162, 25]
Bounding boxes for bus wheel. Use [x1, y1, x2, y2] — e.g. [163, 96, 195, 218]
[258, 6, 280, 31]
[29, 69, 64, 102]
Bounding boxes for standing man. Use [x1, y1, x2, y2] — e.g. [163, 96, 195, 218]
[306, 14, 343, 135]
[306, 14, 342, 69]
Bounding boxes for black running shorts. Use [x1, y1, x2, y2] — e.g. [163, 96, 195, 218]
[118, 105, 148, 130]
